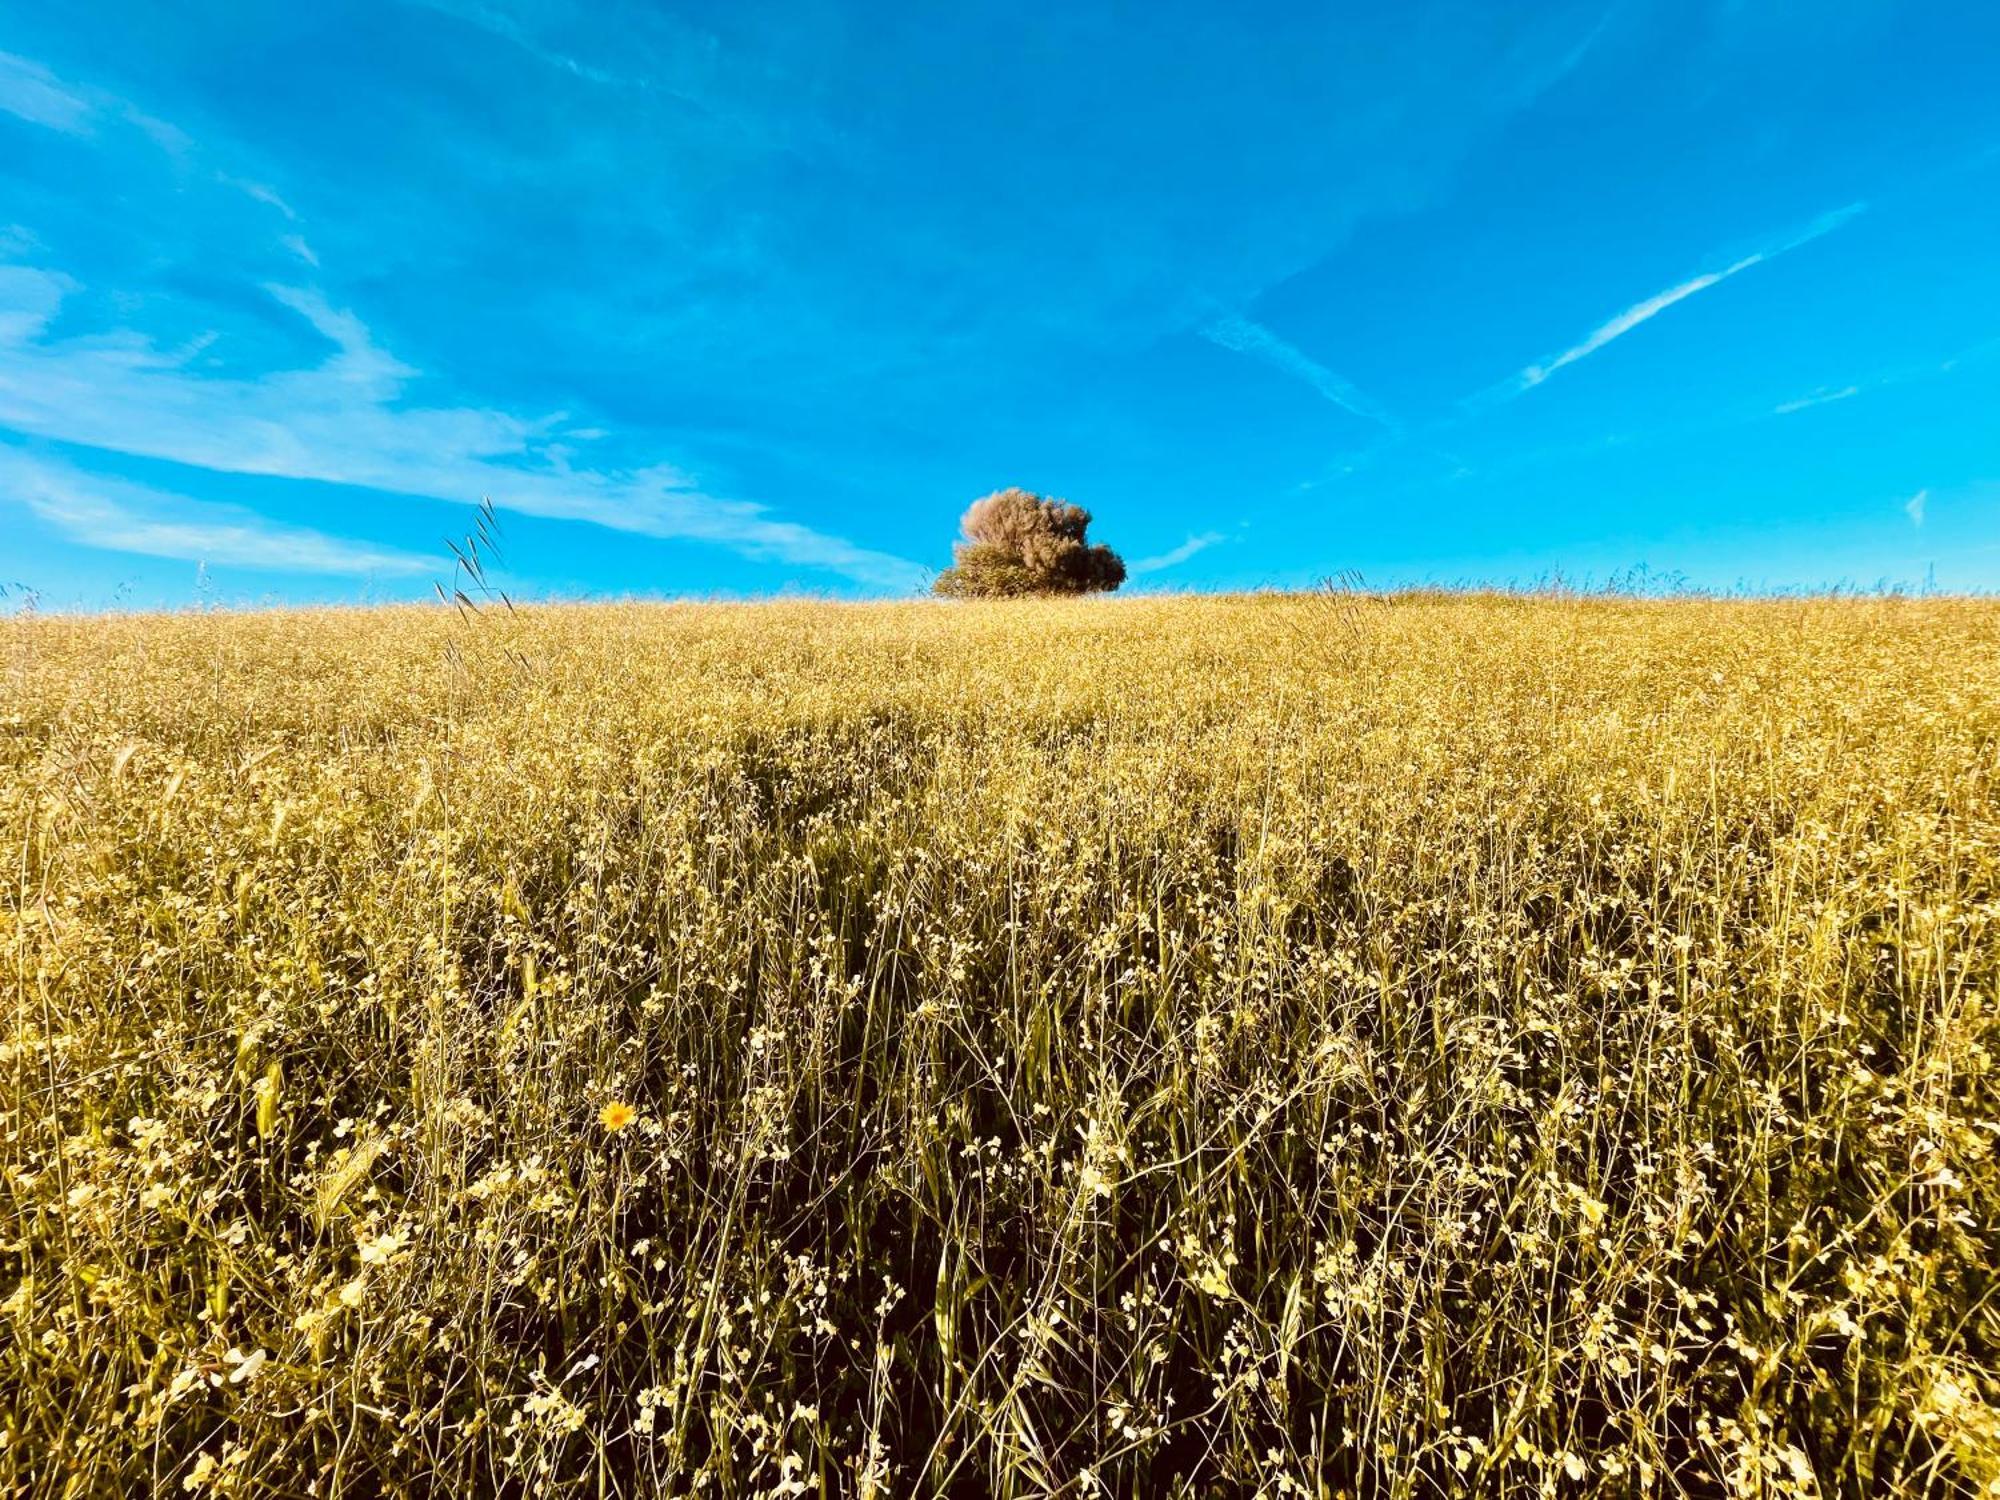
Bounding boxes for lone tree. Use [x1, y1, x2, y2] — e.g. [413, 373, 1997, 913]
[932, 488, 1126, 598]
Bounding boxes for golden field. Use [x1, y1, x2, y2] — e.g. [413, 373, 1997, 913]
[4, 592, 1998, 1498]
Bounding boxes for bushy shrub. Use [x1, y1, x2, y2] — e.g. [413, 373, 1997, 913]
[933, 488, 1126, 598]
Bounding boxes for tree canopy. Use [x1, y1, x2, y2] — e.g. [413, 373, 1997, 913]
[932, 488, 1126, 598]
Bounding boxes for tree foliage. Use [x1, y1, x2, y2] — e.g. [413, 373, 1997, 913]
[932, 488, 1126, 598]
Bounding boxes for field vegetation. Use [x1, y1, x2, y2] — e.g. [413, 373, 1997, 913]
[3, 592, 1998, 1497]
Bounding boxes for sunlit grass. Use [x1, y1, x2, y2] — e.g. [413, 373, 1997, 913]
[3, 592, 1997, 1496]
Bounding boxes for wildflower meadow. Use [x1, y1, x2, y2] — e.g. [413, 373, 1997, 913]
[4, 592, 1997, 1496]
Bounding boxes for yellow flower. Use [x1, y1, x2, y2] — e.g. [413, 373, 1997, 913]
[598, 1101, 637, 1132]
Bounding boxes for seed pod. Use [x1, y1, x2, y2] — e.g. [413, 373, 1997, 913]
[255, 1060, 283, 1139]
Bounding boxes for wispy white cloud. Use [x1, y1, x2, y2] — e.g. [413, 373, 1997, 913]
[0, 49, 95, 134]
[400, 0, 620, 84]
[1496, 6, 1616, 107]
[0, 45, 924, 593]
[220, 176, 300, 219]
[0, 448, 434, 575]
[3, 53, 331, 272]
[0, 264, 75, 343]
[0, 268, 926, 589]
[1500, 201, 1867, 398]
[0, 49, 193, 153]
[261, 282, 418, 389]
[125, 109, 192, 157]
[1202, 316, 1399, 431]
[1519, 261, 1752, 389]
[1905, 488, 1927, 527]
[1774, 384, 1859, 415]
[1766, 336, 2000, 423]
[1130, 531, 1226, 576]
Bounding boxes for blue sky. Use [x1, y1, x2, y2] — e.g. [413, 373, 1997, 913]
[2, 0, 1997, 606]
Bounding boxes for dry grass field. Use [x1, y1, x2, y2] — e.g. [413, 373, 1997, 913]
[4, 593, 1999, 1497]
